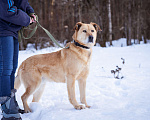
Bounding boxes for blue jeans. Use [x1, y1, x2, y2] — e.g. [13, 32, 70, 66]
[0, 36, 19, 97]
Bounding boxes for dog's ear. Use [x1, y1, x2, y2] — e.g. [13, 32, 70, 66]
[72, 22, 83, 40]
[73, 22, 83, 31]
[90, 22, 102, 32]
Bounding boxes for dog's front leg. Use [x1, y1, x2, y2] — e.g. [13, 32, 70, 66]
[78, 79, 91, 108]
[66, 75, 85, 110]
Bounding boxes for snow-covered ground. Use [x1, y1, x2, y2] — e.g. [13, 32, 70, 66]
[1, 43, 150, 120]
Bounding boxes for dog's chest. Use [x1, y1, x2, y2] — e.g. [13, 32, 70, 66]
[79, 50, 91, 64]
[68, 50, 91, 70]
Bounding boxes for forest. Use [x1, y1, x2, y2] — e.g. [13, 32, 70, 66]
[20, 0, 150, 49]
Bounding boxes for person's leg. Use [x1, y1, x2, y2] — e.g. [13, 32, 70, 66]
[10, 38, 25, 114]
[0, 36, 14, 98]
[10, 38, 19, 90]
[0, 36, 22, 120]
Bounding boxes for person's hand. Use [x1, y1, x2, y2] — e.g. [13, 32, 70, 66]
[31, 14, 36, 22]
[30, 17, 34, 24]
[30, 14, 36, 24]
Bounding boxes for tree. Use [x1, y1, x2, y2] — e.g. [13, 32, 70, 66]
[19, 0, 150, 50]
[107, 0, 113, 46]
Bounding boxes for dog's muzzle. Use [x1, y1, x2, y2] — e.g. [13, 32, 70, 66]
[88, 35, 93, 43]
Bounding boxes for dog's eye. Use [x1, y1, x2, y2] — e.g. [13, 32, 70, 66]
[91, 30, 94, 32]
[83, 30, 87, 33]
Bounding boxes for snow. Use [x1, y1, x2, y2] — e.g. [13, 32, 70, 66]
[1, 43, 150, 120]
[106, 38, 150, 47]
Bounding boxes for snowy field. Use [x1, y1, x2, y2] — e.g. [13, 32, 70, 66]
[1, 43, 150, 120]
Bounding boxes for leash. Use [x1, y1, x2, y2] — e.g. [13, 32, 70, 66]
[18, 15, 69, 49]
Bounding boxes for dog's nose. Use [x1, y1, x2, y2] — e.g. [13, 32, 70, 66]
[89, 35, 93, 43]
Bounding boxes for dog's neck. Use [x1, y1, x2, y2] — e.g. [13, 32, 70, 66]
[73, 40, 90, 49]
[71, 40, 92, 63]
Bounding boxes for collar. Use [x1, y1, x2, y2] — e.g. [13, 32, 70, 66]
[74, 40, 90, 49]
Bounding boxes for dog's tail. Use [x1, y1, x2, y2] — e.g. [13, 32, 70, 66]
[14, 74, 21, 90]
[14, 63, 23, 90]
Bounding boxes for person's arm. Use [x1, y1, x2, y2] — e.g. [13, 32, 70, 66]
[13, 0, 35, 15]
[14, 0, 36, 22]
[23, 1, 36, 22]
[0, 0, 30, 27]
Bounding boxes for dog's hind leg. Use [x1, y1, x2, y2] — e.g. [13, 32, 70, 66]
[32, 83, 46, 102]
[21, 73, 42, 113]
[21, 87, 34, 113]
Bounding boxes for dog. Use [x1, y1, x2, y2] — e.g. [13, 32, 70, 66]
[14, 22, 101, 113]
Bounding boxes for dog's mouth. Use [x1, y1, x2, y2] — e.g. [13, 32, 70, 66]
[88, 35, 94, 43]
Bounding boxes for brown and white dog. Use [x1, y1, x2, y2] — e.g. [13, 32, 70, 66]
[14, 22, 101, 113]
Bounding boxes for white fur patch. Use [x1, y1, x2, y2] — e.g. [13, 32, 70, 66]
[83, 37, 89, 44]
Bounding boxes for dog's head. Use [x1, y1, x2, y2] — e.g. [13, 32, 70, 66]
[72, 22, 102, 48]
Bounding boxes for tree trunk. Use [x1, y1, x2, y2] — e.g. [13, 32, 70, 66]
[127, 0, 132, 46]
[137, 1, 142, 44]
[107, 0, 112, 46]
[78, 2, 82, 22]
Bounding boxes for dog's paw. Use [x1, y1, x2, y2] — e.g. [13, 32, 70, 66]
[24, 107, 32, 113]
[75, 105, 86, 110]
[18, 109, 25, 114]
[86, 105, 91, 108]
